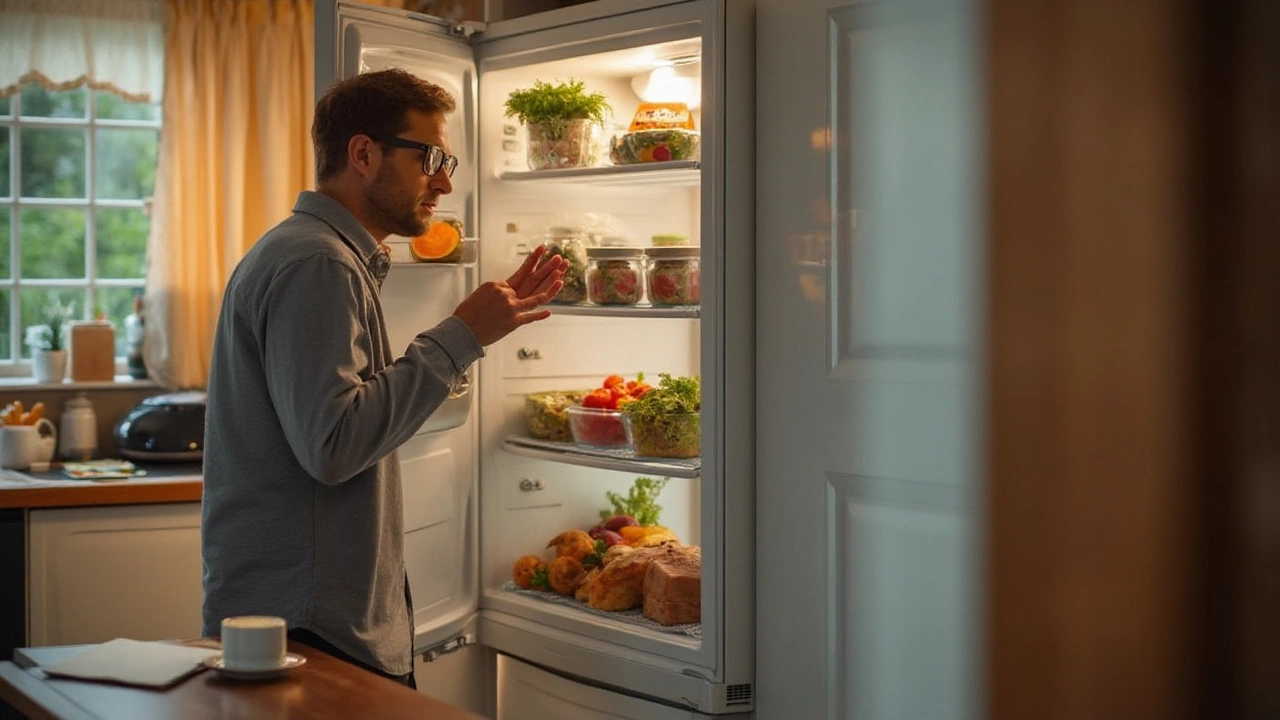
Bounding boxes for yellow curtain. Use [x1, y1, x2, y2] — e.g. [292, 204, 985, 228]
[144, 0, 316, 389]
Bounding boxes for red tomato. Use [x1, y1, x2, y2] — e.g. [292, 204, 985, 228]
[625, 380, 639, 392]
[602, 374, 626, 389]
[583, 390, 612, 409]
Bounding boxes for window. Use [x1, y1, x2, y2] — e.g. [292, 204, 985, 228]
[0, 84, 159, 375]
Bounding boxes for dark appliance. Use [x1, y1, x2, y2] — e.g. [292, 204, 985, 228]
[114, 391, 206, 462]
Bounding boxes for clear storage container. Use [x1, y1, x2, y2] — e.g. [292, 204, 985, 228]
[586, 247, 645, 306]
[544, 227, 588, 304]
[644, 247, 701, 306]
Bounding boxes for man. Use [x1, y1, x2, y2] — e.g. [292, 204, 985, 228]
[200, 68, 565, 687]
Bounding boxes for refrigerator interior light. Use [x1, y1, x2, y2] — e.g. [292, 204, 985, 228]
[630, 58, 701, 110]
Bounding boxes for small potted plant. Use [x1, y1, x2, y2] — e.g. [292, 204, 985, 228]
[504, 79, 611, 170]
[25, 298, 75, 383]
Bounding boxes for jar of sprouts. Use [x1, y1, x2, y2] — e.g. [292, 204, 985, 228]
[644, 247, 700, 306]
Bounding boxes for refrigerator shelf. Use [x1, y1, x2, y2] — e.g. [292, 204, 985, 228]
[502, 436, 701, 478]
[497, 160, 701, 186]
[501, 582, 701, 638]
[547, 304, 700, 319]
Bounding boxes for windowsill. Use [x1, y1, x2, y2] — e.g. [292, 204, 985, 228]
[0, 376, 162, 391]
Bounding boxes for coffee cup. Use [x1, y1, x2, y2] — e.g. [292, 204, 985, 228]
[220, 616, 287, 671]
[0, 419, 57, 470]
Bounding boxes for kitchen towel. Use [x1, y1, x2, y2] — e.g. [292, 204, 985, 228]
[42, 638, 219, 688]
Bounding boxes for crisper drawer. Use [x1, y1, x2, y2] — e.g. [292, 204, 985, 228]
[496, 653, 746, 720]
[497, 315, 698, 380]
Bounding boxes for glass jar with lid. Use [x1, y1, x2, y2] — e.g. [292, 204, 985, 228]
[543, 226, 588, 304]
[586, 247, 645, 306]
[645, 247, 701, 306]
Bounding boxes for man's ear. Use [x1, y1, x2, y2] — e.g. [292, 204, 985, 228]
[348, 135, 378, 178]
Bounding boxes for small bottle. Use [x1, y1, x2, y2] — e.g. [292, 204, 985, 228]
[125, 291, 147, 379]
[59, 394, 98, 461]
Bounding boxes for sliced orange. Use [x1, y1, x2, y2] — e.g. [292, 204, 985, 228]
[410, 218, 463, 262]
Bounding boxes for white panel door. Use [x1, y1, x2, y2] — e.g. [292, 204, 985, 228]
[755, 0, 984, 718]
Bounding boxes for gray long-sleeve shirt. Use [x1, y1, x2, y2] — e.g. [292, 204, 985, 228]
[200, 191, 483, 675]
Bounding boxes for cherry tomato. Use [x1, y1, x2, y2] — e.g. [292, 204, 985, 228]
[603, 374, 626, 389]
[583, 390, 613, 409]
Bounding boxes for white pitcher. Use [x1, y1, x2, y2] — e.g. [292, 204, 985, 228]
[0, 418, 58, 470]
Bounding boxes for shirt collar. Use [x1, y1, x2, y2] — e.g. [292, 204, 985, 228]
[292, 190, 391, 285]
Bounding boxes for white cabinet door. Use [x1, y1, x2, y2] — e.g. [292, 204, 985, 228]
[755, 0, 984, 717]
[28, 503, 203, 645]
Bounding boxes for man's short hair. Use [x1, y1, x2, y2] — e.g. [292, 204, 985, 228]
[312, 68, 457, 182]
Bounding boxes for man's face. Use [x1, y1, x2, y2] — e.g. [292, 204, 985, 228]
[365, 109, 454, 239]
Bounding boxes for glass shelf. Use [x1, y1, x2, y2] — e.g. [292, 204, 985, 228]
[548, 304, 700, 319]
[497, 161, 700, 186]
[503, 436, 700, 479]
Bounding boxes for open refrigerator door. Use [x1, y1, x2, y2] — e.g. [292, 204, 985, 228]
[316, 0, 483, 661]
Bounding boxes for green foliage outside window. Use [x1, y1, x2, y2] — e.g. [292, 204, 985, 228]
[1, 83, 157, 365]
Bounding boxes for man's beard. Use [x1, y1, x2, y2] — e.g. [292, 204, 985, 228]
[367, 164, 430, 238]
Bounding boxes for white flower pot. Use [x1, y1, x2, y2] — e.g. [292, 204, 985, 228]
[32, 350, 67, 383]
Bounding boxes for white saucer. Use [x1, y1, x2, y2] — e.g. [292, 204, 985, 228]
[201, 653, 306, 680]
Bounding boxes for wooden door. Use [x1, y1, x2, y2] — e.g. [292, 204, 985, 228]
[986, 0, 1280, 717]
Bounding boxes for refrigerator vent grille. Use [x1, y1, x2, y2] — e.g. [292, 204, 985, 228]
[725, 683, 753, 705]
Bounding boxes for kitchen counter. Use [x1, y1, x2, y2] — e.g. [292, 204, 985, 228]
[0, 464, 202, 509]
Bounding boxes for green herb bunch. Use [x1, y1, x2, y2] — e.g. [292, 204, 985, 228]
[601, 476, 670, 527]
[504, 79, 611, 139]
[620, 374, 700, 424]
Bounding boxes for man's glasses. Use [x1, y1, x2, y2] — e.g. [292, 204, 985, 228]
[367, 134, 458, 178]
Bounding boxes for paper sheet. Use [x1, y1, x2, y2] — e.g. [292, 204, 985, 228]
[42, 638, 219, 688]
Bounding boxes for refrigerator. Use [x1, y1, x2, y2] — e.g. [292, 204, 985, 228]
[315, 0, 754, 716]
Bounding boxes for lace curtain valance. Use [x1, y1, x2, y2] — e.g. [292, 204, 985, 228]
[0, 0, 165, 101]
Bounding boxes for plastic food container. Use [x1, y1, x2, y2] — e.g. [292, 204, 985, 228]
[567, 405, 631, 448]
[623, 412, 700, 458]
[544, 227, 588, 304]
[586, 247, 645, 306]
[525, 390, 588, 441]
[645, 247, 701, 306]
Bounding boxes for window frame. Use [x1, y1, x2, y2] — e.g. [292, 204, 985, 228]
[1, 86, 159, 378]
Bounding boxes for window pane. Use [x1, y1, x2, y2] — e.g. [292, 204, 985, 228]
[96, 286, 141, 357]
[95, 92, 161, 122]
[95, 128, 158, 199]
[0, 208, 9, 278]
[0, 127, 9, 197]
[96, 207, 149, 278]
[21, 128, 86, 198]
[0, 95, 10, 117]
[0, 289, 9, 360]
[20, 84, 87, 119]
[20, 207, 86, 279]
[19, 288, 83, 359]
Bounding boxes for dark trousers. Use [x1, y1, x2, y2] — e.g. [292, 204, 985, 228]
[288, 628, 416, 689]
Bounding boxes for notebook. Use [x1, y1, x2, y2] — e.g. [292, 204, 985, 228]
[42, 638, 219, 688]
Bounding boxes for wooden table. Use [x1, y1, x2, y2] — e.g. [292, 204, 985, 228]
[0, 640, 487, 720]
